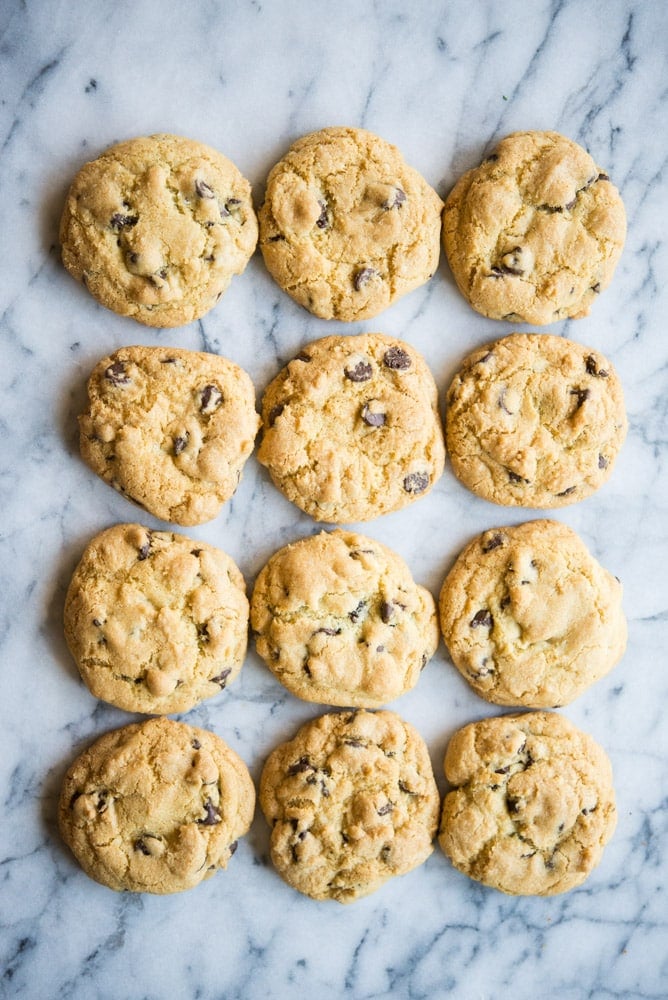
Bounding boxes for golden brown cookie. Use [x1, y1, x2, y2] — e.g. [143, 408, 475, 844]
[59, 717, 255, 893]
[257, 333, 445, 522]
[438, 712, 617, 895]
[442, 130, 626, 324]
[79, 345, 259, 525]
[60, 133, 258, 327]
[445, 333, 627, 507]
[258, 126, 443, 320]
[439, 520, 626, 707]
[259, 709, 440, 902]
[251, 530, 438, 707]
[64, 524, 249, 715]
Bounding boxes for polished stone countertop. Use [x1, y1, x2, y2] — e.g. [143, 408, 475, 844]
[1, 1, 667, 997]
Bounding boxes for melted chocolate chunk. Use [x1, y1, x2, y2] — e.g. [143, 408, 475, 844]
[137, 534, 152, 561]
[353, 267, 378, 290]
[211, 668, 231, 688]
[134, 838, 152, 856]
[403, 472, 429, 494]
[380, 601, 394, 624]
[344, 359, 373, 382]
[556, 485, 577, 497]
[195, 179, 215, 199]
[173, 434, 189, 455]
[507, 470, 529, 485]
[383, 187, 406, 209]
[585, 354, 609, 378]
[198, 800, 221, 825]
[104, 360, 130, 385]
[349, 600, 367, 622]
[470, 609, 493, 629]
[383, 346, 411, 370]
[110, 213, 138, 230]
[482, 533, 505, 553]
[315, 200, 329, 229]
[288, 756, 314, 775]
[361, 402, 386, 427]
[571, 387, 590, 409]
[200, 384, 223, 413]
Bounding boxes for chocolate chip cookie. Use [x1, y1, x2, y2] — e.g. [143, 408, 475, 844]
[442, 130, 626, 324]
[64, 524, 249, 715]
[258, 126, 443, 320]
[445, 333, 627, 507]
[439, 520, 627, 707]
[251, 530, 438, 707]
[79, 345, 259, 525]
[59, 717, 255, 893]
[60, 133, 258, 327]
[259, 709, 439, 902]
[257, 333, 445, 522]
[438, 711, 617, 895]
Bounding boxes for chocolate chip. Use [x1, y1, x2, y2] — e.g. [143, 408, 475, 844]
[482, 533, 504, 553]
[597, 173, 610, 182]
[315, 200, 329, 229]
[494, 765, 510, 775]
[268, 403, 285, 426]
[288, 756, 314, 775]
[198, 799, 221, 825]
[498, 388, 513, 414]
[344, 359, 373, 382]
[296, 351, 312, 362]
[556, 485, 577, 497]
[591, 283, 601, 293]
[507, 470, 529, 484]
[191, 180, 214, 202]
[197, 623, 209, 640]
[361, 402, 386, 427]
[211, 668, 231, 688]
[92, 618, 103, 627]
[353, 267, 378, 290]
[398, 780, 414, 794]
[173, 434, 189, 455]
[506, 796, 521, 814]
[191, 548, 202, 557]
[564, 197, 577, 211]
[478, 350, 494, 364]
[268, 234, 285, 242]
[110, 213, 138, 230]
[383, 346, 411, 370]
[470, 609, 493, 629]
[313, 627, 341, 636]
[598, 454, 608, 469]
[104, 360, 130, 385]
[191, 739, 202, 750]
[349, 600, 367, 622]
[383, 187, 406, 209]
[571, 387, 590, 409]
[537, 204, 563, 214]
[380, 601, 394, 624]
[500, 596, 511, 610]
[218, 201, 230, 218]
[377, 802, 394, 816]
[134, 838, 152, 856]
[200, 384, 223, 414]
[160, 357, 178, 364]
[585, 354, 609, 378]
[137, 534, 152, 561]
[229, 840, 238, 855]
[343, 738, 365, 748]
[484, 153, 499, 163]
[403, 472, 429, 494]
[490, 264, 523, 277]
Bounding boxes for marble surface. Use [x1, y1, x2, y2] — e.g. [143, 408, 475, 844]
[1, 1, 667, 997]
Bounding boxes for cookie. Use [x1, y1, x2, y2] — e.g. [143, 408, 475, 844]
[445, 333, 627, 507]
[258, 126, 443, 320]
[439, 520, 626, 707]
[257, 333, 445, 522]
[79, 345, 260, 525]
[442, 130, 626, 324]
[251, 530, 438, 708]
[64, 523, 249, 715]
[60, 133, 258, 327]
[259, 709, 439, 902]
[438, 711, 617, 895]
[59, 717, 255, 894]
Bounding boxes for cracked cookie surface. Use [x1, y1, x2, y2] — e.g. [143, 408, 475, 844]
[438, 711, 617, 895]
[259, 709, 439, 902]
[251, 530, 438, 707]
[257, 333, 445, 522]
[258, 127, 443, 320]
[439, 520, 627, 707]
[64, 524, 249, 715]
[445, 333, 627, 507]
[60, 133, 258, 327]
[79, 345, 260, 525]
[59, 717, 255, 893]
[442, 130, 626, 325]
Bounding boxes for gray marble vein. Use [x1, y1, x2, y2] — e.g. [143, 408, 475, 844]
[1, 0, 667, 998]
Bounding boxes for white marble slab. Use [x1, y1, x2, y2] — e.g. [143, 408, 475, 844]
[1, 1, 667, 997]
